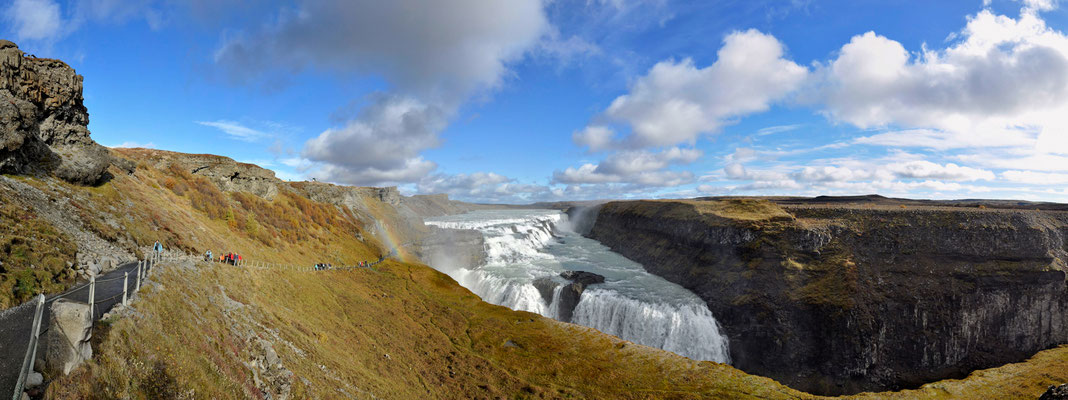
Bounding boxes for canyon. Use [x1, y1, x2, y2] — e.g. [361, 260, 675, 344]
[577, 198, 1068, 395]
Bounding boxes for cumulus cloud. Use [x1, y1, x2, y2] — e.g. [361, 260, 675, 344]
[4, 0, 63, 41]
[415, 172, 556, 203]
[817, 10, 1068, 154]
[214, 0, 549, 186]
[572, 125, 616, 152]
[302, 94, 445, 186]
[580, 29, 806, 149]
[723, 163, 789, 181]
[552, 148, 700, 186]
[885, 161, 995, 181]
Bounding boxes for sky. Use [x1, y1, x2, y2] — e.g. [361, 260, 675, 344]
[4, 0, 1068, 203]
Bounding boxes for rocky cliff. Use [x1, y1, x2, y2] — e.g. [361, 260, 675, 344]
[0, 40, 112, 185]
[580, 198, 1068, 395]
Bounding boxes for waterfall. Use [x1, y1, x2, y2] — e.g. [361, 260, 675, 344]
[425, 209, 731, 363]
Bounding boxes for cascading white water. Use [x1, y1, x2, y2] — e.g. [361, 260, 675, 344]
[425, 209, 731, 363]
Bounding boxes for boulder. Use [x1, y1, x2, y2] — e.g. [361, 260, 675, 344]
[44, 299, 92, 375]
[24, 371, 43, 388]
[560, 270, 605, 286]
[532, 277, 556, 305]
[532, 271, 607, 323]
[0, 40, 112, 185]
[1041, 384, 1068, 400]
[556, 271, 606, 322]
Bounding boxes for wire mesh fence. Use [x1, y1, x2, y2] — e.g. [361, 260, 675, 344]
[10, 244, 406, 399]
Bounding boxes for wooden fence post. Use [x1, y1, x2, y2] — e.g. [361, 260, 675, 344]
[136, 263, 142, 292]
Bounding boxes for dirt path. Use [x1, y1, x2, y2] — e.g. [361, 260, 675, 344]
[0, 261, 141, 395]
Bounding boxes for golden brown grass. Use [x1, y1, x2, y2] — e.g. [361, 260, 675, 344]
[10, 153, 1066, 399]
[0, 196, 79, 308]
[608, 199, 794, 223]
[48, 258, 811, 399]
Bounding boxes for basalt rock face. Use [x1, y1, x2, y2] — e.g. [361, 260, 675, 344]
[583, 199, 1068, 395]
[0, 40, 111, 185]
[533, 270, 606, 322]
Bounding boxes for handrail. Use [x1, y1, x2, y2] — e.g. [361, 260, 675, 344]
[11, 294, 45, 400]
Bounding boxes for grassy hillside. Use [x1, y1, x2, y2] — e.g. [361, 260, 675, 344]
[4, 150, 1066, 398]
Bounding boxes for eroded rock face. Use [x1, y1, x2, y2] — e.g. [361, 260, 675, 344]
[585, 200, 1068, 395]
[155, 152, 284, 199]
[0, 40, 111, 185]
[533, 270, 606, 323]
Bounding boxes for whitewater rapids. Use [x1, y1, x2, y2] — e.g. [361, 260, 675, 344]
[425, 209, 730, 363]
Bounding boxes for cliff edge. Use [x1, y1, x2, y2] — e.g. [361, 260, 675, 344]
[0, 40, 112, 185]
[581, 198, 1068, 395]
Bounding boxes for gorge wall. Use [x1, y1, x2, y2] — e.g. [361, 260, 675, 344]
[578, 199, 1068, 395]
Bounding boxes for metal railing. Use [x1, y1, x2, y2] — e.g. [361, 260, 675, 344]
[9, 246, 400, 398]
[9, 255, 162, 400]
[11, 295, 44, 400]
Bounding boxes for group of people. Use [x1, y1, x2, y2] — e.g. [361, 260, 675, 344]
[190, 242, 395, 271]
[310, 257, 386, 271]
[203, 249, 242, 265]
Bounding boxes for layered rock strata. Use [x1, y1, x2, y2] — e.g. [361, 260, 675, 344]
[0, 40, 112, 185]
[580, 199, 1068, 395]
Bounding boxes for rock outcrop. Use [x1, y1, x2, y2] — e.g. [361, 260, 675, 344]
[582, 199, 1068, 395]
[0, 40, 111, 185]
[141, 151, 285, 200]
[43, 299, 92, 376]
[533, 270, 606, 322]
[1041, 383, 1068, 400]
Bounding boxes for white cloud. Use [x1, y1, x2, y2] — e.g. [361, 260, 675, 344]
[756, 124, 801, 136]
[214, 0, 547, 102]
[415, 172, 555, 203]
[214, 0, 550, 185]
[572, 125, 616, 152]
[792, 165, 876, 182]
[1001, 170, 1068, 184]
[3, 0, 166, 42]
[581, 29, 807, 149]
[302, 94, 444, 186]
[108, 141, 156, 149]
[552, 148, 700, 186]
[196, 120, 271, 142]
[4, 0, 63, 41]
[954, 151, 1068, 171]
[311, 158, 438, 186]
[817, 10, 1068, 154]
[884, 161, 995, 181]
[852, 129, 1035, 150]
[1021, 0, 1057, 12]
[723, 163, 789, 181]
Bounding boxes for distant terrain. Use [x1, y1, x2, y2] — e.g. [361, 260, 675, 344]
[1, 39, 1066, 399]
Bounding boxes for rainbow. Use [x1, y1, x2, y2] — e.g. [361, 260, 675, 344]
[374, 220, 408, 262]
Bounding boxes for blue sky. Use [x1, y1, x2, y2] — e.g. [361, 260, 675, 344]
[5, 0, 1068, 203]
